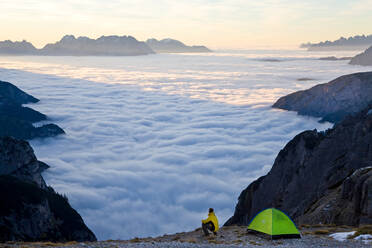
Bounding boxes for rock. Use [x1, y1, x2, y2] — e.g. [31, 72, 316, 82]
[0, 80, 39, 104]
[272, 71, 372, 123]
[40, 35, 154, 56]
[0, 136, 96, 242]
[298, 167, 372, 225]
[0, 80, 65, 139]
[350, 46, 372, 66]
[0, 102, 46, 122]
[146, 38, 211, 53]
[226, 106, 372, 227]
[0, 136, 48, 188]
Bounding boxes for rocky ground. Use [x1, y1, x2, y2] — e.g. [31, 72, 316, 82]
[1, 225, 371, 247]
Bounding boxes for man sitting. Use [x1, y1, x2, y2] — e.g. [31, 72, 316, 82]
[201, 208, 219, 236]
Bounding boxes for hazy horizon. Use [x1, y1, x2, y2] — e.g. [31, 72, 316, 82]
[1, 0, 372, 50]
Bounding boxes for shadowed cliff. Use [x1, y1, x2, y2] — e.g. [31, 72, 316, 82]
[226, 106, 372, 227]
[0, 80, 64, 140]
[0, 136, 97, 242]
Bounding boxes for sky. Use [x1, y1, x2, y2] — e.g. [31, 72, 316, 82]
[1, 0, 372, 49]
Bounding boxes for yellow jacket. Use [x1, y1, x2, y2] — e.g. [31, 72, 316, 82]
[202, 212, 219, 232]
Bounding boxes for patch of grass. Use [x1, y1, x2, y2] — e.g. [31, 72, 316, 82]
[312, 224, 336, 228]
[31, 242, 60, 247]
[338, 225, 353, 229]
[184, 238, 197, 244]
[208, 239, 224, 244]
[129, 237, 141, 243]
[349, 225, 372, 239]
[63, 241, 78, 245]
[172, 236, 181, 241]
[206, 236, 215, 241]
[233, 239, 243, 244]
[249, 240, 262, 246]
[313, 229, 331, 235]
[223, 225, 237, 229]
[237, 233, 245, 238]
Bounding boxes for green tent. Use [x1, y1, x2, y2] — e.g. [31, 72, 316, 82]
[247, 208, 301, 239]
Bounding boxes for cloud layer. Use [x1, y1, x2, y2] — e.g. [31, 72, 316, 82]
[0, 51, 370, 240]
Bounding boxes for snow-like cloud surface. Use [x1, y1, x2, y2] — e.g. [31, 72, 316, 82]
[0, 51, 370, 240]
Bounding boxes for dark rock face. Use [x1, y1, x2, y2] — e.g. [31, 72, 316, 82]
[146, 38, 211, 53]
[0, 137, 48, 188]
[0, 136, 96, 242]
[0, 80, 65, 139]
[0, 80, 39, 104]
[350, 46, 372, 66]
[272, 71, 372, 123]
[225, 107, 372, 227]
[40, 35, 154, 56]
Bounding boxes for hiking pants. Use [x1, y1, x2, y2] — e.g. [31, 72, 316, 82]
[202, 221, 215, 236]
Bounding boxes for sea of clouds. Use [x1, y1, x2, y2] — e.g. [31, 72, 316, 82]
[0, 50, 371, 240]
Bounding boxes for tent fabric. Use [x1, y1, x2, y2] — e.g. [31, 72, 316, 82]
[248, 208, 301, 239]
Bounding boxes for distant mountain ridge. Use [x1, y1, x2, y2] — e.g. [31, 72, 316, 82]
[40, 35, 154, 56]
[301, 34, 372, 51]
[0, 40, 37, 54]
[146, 38, 211, 53]
[0, 35, 211, 56]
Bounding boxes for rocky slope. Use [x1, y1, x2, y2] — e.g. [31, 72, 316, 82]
[225, 106, 372, 227]
[40, 35, 154, 56]
[350, 46, 372, 66]
[0, 80, 64, 139]
[0, 136, 96, 242]
[272, 71, 372, 123]
[146, 38, 211, 53]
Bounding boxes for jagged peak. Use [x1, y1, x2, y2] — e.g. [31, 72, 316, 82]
[60, 34, 76, 41]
